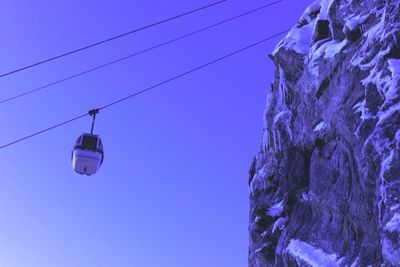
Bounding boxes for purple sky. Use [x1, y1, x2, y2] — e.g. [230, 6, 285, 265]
[0, 1, 312, 266]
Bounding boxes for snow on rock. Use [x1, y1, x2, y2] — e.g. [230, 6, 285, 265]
[318, 0, 334, 20]
[343, 14, 367, 32]
[286, 239, 341, 267]
[350, 257, 360, 267]
[298, 0, 321, 26]
[388, 59, 400, 78]
[255, 243, 270, 254]
[273, 21, 315, 56]
[273, 110, 290, 125]
[384, 213, 400, 233]
[353, 100, 372, 121]
[267, 200, 284, 217]
[310, 39, 347, 63]
[323, 40, 347, 58]
[314, 121, 326, 132]
[272, 217, 287, 233]
[390, 204, 400, 211]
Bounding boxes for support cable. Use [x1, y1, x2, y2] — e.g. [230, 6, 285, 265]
[0, 29, 289, 150]
[0, 0, 283, 105]
[0, 0, 226, 78]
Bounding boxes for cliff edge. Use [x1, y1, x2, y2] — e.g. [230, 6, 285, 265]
[248, 0, 400, 265]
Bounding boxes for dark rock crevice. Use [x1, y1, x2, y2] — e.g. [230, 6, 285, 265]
[313, 20, 332, 43]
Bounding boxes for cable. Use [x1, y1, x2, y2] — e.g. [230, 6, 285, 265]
[98, 30, 288, 111]
[0, 0, 226, 78]
[0, 113, 88, 150]
[0, 29, 289, 150]
[0, 0, 283, 105]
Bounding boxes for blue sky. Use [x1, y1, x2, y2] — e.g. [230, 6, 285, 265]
[0, 0, 312, 266]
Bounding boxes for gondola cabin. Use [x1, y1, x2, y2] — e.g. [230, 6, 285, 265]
[72, 133, 104, 175]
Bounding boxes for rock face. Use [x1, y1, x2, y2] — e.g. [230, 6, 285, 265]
[248, 0, 400, 266]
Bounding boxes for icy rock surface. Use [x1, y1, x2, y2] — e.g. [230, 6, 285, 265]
[248, 0, 400, 266]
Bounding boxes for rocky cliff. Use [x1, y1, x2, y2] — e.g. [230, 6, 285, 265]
[248, 0, 400, 266]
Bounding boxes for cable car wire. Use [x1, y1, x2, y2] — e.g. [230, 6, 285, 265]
[0, 113, 88, 150]
[0, 29, 289, 150]
[0, 0, 226, 79]
[98, 30, 288, 111]
[0, 0, 283, 105]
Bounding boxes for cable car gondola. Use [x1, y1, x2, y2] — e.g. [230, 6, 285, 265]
[71, 109, 104, 175]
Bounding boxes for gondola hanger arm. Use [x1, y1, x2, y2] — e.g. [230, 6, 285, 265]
[88, 109, 100, 134]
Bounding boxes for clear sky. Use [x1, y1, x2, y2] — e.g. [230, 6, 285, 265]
[0, 1, 312, 266]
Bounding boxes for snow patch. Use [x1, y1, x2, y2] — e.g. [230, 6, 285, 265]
[311, 40, 347, 61]
[388, 59, 400, 78]
[353, 100, 372, 120]
[318, 0, 334, 20]
[272, 217, 287, 233]
[314, 121, 327, 132]
[274, 110, 289, 124]
[273, 20, 315, 56]
[308, 39, 347, 78]
[255, 243, 269, 254]
[261, 231, 268, 238]
[268, 200, 284, 217]
[350, 257, 359, 267]
[301, 192, 319, 203]
[286, 239, 341, 267]
[385, 213, 400, 233]
[390, 204, 400, 211]
[324, 40, 347, 58]
[344, 14, 367, 32]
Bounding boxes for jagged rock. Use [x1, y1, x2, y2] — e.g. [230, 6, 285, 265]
[248, 0, 400, 266]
